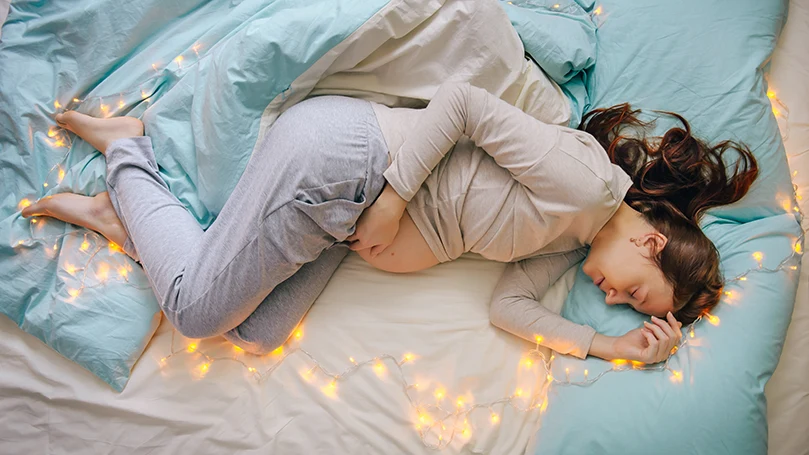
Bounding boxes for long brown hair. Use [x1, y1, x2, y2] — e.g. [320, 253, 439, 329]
[580, 104, 758, 324]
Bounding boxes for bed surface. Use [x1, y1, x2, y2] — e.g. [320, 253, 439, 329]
[0, 0, 806, 453]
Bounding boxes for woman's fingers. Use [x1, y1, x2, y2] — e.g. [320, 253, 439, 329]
[651, 315, 675, 339]
[667, 312, 683, 339]
[370, 243, 389, 258]
[641, 329, 658, 360]
[643, 321, 668, 343]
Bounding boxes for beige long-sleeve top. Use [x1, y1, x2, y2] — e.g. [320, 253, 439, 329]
[376, 82, 632, 263]
[371, 82, 632, 358]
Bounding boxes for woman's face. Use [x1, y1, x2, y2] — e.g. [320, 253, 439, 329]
[582, 232, 675, 318]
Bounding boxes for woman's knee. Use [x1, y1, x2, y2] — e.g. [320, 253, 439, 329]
[222, 326, 289, 355]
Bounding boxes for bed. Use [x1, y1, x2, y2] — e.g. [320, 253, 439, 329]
[0, 0, 806, 454]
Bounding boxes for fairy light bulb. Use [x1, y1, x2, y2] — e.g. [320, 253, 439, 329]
[584, 369, 589, 380]
[200, 363, 209, 373]
[456, 398, 464, 408]
[233, 345, 243, 353]
[80, 240, 90, 251]
[795, 243, 803, 254]
[767, 90, 776, 99]
[752, 251, 763, 262]
[490, 413, 500, 424]
[546, 374, 553, 382]
[47, 128, 57, 138]
[31, 218, 37, 224]
[272, 346, 283, 356]
[68, 288, 80, 298]
[462, 428, 471, 438]
[515, 388, 523, 397]
[73, 98, 80, 103]
[671, 370, 683, 382]
[118, 267, 128, 278]
[100, 104, 109, 114]
[435, 389, 445, 400]
[349, 357, 357, 364]
[535, 335, 543, 344]
[594, 5, 603, 15]
[18, 198, 31, 210]
[58, 168, 65, 181]
[739, 276, 747, 281]
[118, 100, 126, 109]
[403, 353, 414, 362]
[523, 358, 533, 367]
[707, 314, 720, 326]
[374, 361, 385, 375]
[294, 329, 303, 339]
[187, 343, 197, 353]
[54, 100, 62, 109]
[141, 90, 149, 99]
[65, 263, 76, 275]
[248, 367, 256, 373]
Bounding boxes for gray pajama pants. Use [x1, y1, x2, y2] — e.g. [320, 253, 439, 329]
[106, 96, 388, 353]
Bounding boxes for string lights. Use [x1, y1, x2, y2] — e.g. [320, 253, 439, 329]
[10, 25, 806, 448]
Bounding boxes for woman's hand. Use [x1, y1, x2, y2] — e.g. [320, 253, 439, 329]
[590, 312, 683, 363]
[615, 312, 683, 363]
[347, 183, 408, 257]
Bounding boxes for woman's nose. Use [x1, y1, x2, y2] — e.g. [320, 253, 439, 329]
[604, 289, 621, 305]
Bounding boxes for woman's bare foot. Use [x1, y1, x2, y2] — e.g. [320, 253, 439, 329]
[21, 192, 128, 248]
[55, 111, 143, 154]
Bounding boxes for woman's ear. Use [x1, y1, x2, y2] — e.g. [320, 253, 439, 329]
[640, 232, 668, 255]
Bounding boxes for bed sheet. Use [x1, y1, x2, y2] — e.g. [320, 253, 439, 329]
[764, 0, 809, 453]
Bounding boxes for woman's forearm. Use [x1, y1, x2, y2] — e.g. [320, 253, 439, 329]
[588, 333, 618, 360]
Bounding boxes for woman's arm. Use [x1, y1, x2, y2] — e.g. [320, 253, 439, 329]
[489, 249, 596, 359]
[491, 250, 685, 363]
[384, 81, 563, 202]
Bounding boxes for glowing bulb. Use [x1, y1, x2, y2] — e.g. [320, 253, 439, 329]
[374, 361, 385, 376]
[772, 107, 781, 117]
[435, 389, 445, 400]
[200, 363, 209, 373]
[108, 242, 121, 254]
[80, 241, 89, 251]
[100, 104, 109, 114]
[584, 369, 589, 379]
[594, 5, 603, 15]
[248, 367, 256, 373]
[47, 128, 57, 138]
[141, 90, 149, 99]
[58, 168, 65, 181]
[535, 335, 543, 344]
[118, 100, 125, 109]
[65, 263, 76, 275]
[612, 359, 627, 367]
[490, 413, 499, 424]
[272, 346, 283, 356]
[523, 358, 533, 367]
[31, 218, 37, 224]
[419, 414, 427, 424]
[752, 251, 763, 262]
[160, 357, 167, 363]
[54, 100, 62, 109]
[349, 357, 356, 364]
[294, 329, 303, 339]
[68, 288, 80, 297]
[18, 198, 31, 210]
[17, 240, 24, 246]
[707, 314, 720, 326]
[187, 343, 197, 353]
[152, 63, 158, 71]
[192, 43, 202, 54]
[233, 345, 243, 353]
[174, 55, 184, 65]
[795, 243, 803, 254]
[403, 353, 414, 362]
[689, 328, 695, 338]
[553, 3, 560, 8]
[515, 388, 523, 397]
[456, 398, 464, 407]
[96, 263, 109, 281]
[670, 370, 683, 383]
[546, 374, 553, 382]
[462, 428, 471, 438]
[739, 276, 747, 281]
[73, 98, 80, 103]
[767, 90, 776, 99]
[42, 183, 49, 188]
[782, 199, 792, 212]
[724, 290, 734, 298]
[631, 360, 645, 369]
[53, 244, 58, 251]
[118, 267, 128, 278]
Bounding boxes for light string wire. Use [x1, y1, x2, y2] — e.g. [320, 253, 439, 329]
[11, 5, 806, 448]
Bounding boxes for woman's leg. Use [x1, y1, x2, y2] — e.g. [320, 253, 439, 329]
[223, 244, 349, 353]
[39, 96, 388, 339]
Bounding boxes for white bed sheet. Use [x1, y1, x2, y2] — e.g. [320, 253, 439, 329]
[764, 1, 809, 454]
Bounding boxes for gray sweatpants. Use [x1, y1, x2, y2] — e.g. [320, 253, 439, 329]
[106, 96, 388, 352]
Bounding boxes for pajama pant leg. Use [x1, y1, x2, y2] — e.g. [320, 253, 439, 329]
[105, 96, 388, 338]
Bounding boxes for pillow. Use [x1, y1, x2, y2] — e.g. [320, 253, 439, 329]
[531, 0, 802, 454]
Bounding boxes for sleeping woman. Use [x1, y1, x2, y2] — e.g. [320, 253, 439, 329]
[22, 82, 757, 364]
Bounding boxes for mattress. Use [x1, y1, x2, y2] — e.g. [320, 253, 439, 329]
[0, 1, 806, 455]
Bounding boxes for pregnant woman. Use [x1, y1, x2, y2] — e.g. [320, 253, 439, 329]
[22, 82, 756, 363]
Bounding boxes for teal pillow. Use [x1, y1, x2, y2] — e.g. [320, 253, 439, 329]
[532, 1, 802, 454]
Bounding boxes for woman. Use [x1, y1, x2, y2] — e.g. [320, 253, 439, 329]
[22, 82, 756, 364]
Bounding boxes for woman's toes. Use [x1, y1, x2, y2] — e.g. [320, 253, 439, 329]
[21, 197, 51, 218]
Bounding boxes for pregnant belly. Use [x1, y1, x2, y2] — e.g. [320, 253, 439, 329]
[355, 211, 439, 273]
